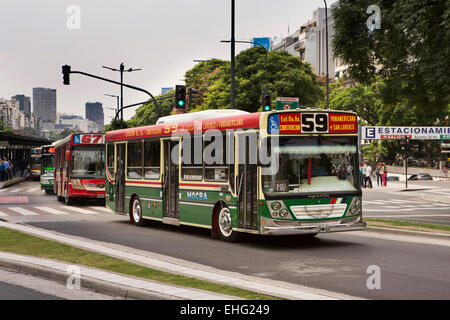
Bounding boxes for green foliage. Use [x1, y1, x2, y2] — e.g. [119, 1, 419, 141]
[332, 0, 450, 124]
[0, 120, 13, 133]
[129, 90, 175, 127]
[190, 48, 323, 112]
[124, 48, 324, 126]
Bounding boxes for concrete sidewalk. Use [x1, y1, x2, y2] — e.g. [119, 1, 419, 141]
[0, 251, 235, 300]
[0, 221, 361, 300]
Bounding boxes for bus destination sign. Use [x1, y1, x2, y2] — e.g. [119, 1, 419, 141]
[268, 112, 357, 134]
[73, 134, 105, 144]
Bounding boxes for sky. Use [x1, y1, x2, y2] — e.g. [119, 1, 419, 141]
[0, 0, 325, 123]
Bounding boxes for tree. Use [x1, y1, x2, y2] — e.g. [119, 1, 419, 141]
[332, 0, 450, 125]
[129, 90, 175, 127]
[188, 48, 323, 112]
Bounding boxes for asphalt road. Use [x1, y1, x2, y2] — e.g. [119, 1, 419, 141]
[362, 180, 450, 225]
[1, 180, 450, 300]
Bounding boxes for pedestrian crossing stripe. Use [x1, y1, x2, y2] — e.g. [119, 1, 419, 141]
[0, 206, 108, 217]
[36, 207, 69, 215]
[8, 207, 39, 216]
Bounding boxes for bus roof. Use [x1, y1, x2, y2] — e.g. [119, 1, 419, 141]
[54, 132, 105, 148]
[107, 111, 262, 141]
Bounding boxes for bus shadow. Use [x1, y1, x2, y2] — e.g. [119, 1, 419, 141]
[114, 219, 361, 250]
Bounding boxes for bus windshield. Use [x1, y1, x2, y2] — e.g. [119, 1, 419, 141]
[41, 155, 54, 174]
[262, 136, 359, 195]
[70, 146, 105, 178]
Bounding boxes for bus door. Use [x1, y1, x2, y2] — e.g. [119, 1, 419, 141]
[236, 132, 258, 231]
[115, 143, 126, 213]
[162, 139, 179, 224]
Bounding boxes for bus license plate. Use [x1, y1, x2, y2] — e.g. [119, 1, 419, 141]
[97, 194, 105, 198]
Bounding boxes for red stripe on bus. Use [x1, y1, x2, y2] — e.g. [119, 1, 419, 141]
[330, 198, 337, 204]
[125, 180, 162, 185]
[179, 183, 221, 188]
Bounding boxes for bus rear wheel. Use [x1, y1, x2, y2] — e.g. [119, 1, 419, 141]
[131, 197, 144, 227]
[217, 206, 239, 242]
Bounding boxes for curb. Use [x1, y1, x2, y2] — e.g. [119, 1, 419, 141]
[0, 177, 28, 189]
[366, 226, 450, 240]
[0, 257, 177, 300]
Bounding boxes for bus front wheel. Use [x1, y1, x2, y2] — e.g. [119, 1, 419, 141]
[217, 206, 239, 242]
[131, 197, 144, 227]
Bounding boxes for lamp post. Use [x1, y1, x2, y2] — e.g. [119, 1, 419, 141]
[104, 93, 119, 114]
[102, 63, 142, 125]
[230, 0, 235, 109]
[324, 0, 330, 109]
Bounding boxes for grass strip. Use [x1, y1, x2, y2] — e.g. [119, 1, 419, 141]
[365, 218, 450, 233]
[0, 227, 276, 300]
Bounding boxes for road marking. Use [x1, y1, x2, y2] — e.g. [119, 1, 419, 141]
[27, 188, 40, 192]
[369, 214, 450, 218]
[0, 189, 7, 193]
[90, 206, 112, 213]
[0, 210, 8, 216]
[10, 188, 23, 193]
[8, 207, 39, 216]
[35, 207, 69, 215]
[63, 206, 97, 215]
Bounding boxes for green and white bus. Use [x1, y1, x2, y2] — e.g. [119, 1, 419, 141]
[105, 109, 366, 242]
[40, 144, 56, 194]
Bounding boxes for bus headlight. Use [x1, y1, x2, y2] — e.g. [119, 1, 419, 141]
[271, 202, 282, 211]
[279, 209, 289, 218]
[347, 198, 362, 216]
[71, 179, 85, 190]
[40, 178, 48, 184]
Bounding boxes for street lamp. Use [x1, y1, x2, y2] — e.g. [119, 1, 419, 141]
[104, 93, 119, 112]
[324, 0, 330, 109]
[102, 63, 142, 125]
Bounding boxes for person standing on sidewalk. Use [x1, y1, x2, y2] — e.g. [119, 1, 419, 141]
[364, 162, 373, 188]
[0, 159, 7, 182]
[360, 162, 366, 188]
[382, 163, 388, 186]
[376, 162, 382, 186]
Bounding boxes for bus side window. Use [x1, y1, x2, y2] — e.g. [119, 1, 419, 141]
[181, 137, 203, 181]
[127, 141, 143, 179]
[144, 140, 160, 180]
[204, 134, 228, 182]
[107, 143, 114, 173]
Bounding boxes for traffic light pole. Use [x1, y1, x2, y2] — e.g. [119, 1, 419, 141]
[62, 67, 159, 127]
[230, 0, 235, 109]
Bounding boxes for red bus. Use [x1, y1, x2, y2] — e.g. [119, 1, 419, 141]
[54, 133, 106, 205]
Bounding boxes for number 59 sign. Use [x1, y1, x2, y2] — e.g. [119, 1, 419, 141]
[74, 134, 105, 144]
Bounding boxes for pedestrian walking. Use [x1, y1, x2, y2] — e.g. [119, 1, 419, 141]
[5, 159, 13, 180]
[382, 163, 388, 186]
[364, 162, 373, 188]
[0, 159, 7, 182]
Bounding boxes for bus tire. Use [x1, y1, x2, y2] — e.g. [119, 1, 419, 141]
[44, 189, 52, 195]
[131, 197, 144, 227]
[217, 206, 239, 242]
[65, 195, 73, 206]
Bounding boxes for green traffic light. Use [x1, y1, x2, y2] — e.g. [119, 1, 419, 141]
[178, 100, 184, 106]
[264, 105, 271, 111]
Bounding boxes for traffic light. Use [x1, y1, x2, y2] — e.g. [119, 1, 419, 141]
[262, 92, 272, 111]
[175, 85, 186, 109]
[62, 65, 71, 85]
[188, 88, 198, 106]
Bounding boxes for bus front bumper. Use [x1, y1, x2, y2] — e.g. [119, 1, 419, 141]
[260, 216, 366, 236]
